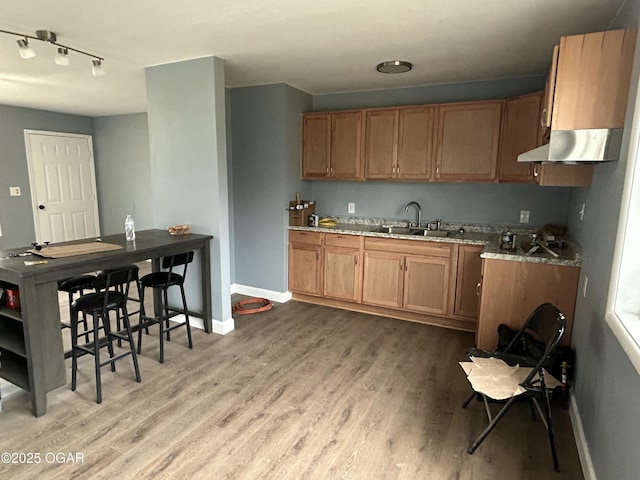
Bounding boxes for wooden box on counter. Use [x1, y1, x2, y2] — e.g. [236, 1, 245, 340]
[288, 201, 316, 226]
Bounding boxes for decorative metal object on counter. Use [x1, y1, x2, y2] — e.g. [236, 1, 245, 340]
[500, 230, 517, 252]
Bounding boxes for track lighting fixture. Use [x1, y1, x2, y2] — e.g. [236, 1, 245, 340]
[55, 47, 70, 66]
[91, 59, 105, 77]
[17, 38, 35, 59]
[1, 28, 105, 75]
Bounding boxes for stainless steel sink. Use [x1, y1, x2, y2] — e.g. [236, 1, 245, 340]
[413, 229, 453, 237]
[373, 226, 413, 234]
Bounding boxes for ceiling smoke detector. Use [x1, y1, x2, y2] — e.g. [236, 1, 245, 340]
[376, 60, 412, 74]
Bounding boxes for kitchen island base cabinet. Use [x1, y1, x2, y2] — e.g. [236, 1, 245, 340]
[476, 258, 579, 350]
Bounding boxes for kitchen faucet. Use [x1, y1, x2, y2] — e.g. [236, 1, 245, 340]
[404, 201, 422, 227]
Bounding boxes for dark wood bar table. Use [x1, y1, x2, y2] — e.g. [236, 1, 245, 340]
[0, 229, 213, 416]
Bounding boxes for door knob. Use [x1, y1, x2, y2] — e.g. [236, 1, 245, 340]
[38, 204, 45, 210]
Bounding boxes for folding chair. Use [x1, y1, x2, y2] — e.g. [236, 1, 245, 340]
[461, 303, 566, 471]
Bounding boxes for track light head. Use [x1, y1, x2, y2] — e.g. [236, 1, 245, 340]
[17, 38, 36, 59]
[91, 59, 105, 77]
[55, 47, 70, 66]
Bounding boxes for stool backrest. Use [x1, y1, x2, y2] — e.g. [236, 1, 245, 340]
[161, 251, 194, 280]
[95, 266, 136, 299]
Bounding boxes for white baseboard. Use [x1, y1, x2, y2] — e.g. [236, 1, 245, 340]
[569, 394, 596, 480]
[169, 314, 235, 335]
[230, 283, 292, 304]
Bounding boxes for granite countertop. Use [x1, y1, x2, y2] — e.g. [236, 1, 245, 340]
[289, 217, 582, 267]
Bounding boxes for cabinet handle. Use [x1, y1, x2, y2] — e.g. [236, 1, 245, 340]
[476, 282, 481, 296]
[316, 251, 319, 261]
[436, 166, 440, 175]
[354, 256, 358, 265]
[533, 165, 539, 177]
[331, 166, 334, 175]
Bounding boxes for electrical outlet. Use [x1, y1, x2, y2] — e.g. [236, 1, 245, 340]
[579, 203, 585, 221]
[519, 210, 530, 224]
[9, 186, 21, 196]
[583, 275, 588, 298]
[348, 202, 356, 214]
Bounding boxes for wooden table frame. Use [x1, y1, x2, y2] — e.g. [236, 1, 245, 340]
[0, 229, 213, 416]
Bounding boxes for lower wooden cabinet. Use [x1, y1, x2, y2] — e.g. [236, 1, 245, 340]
[288, 231, 323, 296]
[324, 234, 363, 302]
[453, 245, 484, 319]
[361, 238, 452, 315]
[476, 258, 579, 350]
[289, 231, 487, 332]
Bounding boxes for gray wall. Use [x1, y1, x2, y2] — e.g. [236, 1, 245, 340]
[230, 84, 311, 292]
[92, 113, 152, 236]
[313, 181, 569, 228]
[0, 105, 93, 249]
[146, 56, 232, 324]
[566, 3, 640, 479]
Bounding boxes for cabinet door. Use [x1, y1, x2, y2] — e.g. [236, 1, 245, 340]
[397, 106, 435, 180]
[453, 245, 483, 319]
[302, 114, 330, 179]
[435, 101, 503, 181]
[362, 251, 404, 308]
[541, 45, 559, 129]
[552, 29, 636, 130]
[288, 243, 323, 296]
[364, 109, 398, 179]
[498, 93, 542, 183]
[331, 111, 363, 179]
[324, 247, 362, 302]
[403, 255, 450, 315]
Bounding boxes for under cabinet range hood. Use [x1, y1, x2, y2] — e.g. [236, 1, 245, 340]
[517, 128, 624, 164]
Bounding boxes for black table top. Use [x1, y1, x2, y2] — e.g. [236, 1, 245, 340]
[0, 229, 213, 283]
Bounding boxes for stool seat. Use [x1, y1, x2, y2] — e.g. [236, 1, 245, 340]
[58, 275, 97, 292]
[72, 292, 126, 314]
[139, 272, 184, 289]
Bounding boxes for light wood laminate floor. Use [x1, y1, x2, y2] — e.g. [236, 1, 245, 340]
[0, 283, 584, 479]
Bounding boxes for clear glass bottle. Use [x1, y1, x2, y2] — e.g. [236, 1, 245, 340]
[125, 214, 136, 241]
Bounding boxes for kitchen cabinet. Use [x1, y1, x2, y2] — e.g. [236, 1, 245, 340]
[498, 92, 542, 183]
[476, 258, 579, 350]
[435, 101, 503, 181]
[288, 231, 323, 296]
[549, 28, 636, 131]
[302, 111, 363, 180]
[453, 245, 483, 320]
[535, 28, 637, 187]
[362, 238, 451, 315]
[323, 233, 363, 302]
[364, 106, 435, 180]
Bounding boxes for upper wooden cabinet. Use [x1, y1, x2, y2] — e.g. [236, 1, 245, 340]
[435, 101, 503, 182]
[498, 92, 543, 183]
[364, 106, 436, 180]
[549, 28, 637, 131]
[302, 111, 363, 180]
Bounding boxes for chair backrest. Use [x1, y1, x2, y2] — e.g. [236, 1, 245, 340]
[161, 251, 194, 280]
[504, 303, 566, 387]
[95, 265, 137, 300]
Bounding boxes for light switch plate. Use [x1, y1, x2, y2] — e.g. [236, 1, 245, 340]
[348, 202, 356, 214]
[519, 210, 530, 223]
[9, 186, 21, 196]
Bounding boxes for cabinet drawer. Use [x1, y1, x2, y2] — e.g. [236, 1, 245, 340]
[364, 237, 451, 257]
[289, 230, 323, 245]
[324, 233, 362, 248]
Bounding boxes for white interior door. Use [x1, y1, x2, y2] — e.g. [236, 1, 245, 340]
[24, 130, 100, 244]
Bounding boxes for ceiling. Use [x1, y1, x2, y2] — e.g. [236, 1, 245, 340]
[0, 0, 626, 117]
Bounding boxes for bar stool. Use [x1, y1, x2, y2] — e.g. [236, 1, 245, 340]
[70, 265, 142, 404]
[58, 275, 96, 349]
[96, 264, 143, 346]
[138, 251, 194, 363]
